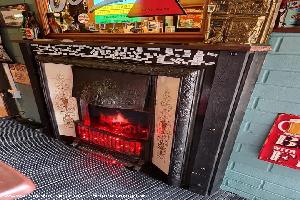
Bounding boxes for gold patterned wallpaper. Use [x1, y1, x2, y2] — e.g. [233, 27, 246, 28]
[205, 0, 282, 44]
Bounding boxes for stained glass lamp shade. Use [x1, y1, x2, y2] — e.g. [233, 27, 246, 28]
[128, 0, 185, 17]
[94, 0, 140, 24]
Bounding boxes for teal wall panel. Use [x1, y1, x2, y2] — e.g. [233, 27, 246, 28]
[221, 32, 300, 200]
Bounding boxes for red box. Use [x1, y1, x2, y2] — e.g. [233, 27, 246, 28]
[259, 114, 300, 170]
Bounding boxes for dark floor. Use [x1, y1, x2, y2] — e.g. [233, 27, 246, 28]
[0, 119, 244, 200]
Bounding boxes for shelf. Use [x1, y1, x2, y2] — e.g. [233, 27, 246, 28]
[273, 27, 300, 33]
[13, 39, 271, 52]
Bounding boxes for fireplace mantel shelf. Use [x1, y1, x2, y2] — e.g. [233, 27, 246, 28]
[36, 55, 199, 77]
[16, 39, 271, 77]
[13, 40, 271, 52]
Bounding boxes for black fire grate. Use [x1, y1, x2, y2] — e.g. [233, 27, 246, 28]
[0, 119, 243, 200]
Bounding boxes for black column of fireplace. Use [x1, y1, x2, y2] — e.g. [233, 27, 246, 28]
[19, 41, 269, 195]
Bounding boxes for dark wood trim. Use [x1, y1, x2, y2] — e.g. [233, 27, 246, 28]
[19, 43, 55, 137]
[46, 32, 205, 44]
[273, 27, 300, 33]
[34, 0, 50, 36]
[13, 40, 271, 52]
[189, 51, 251, 195]
[209, 52, 267, 194]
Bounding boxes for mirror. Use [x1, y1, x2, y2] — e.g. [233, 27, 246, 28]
[35, 0, 209, 43]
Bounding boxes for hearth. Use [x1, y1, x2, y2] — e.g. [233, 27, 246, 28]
[19, 41, 269, 195]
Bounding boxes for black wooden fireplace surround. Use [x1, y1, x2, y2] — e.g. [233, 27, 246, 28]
[18, 41, 268, 196]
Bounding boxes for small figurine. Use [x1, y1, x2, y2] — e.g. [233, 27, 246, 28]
[47, 13, 62, 33]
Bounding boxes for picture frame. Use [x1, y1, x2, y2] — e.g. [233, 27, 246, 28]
[34, 0, 209, 43]
[9, 64, 31, 86]
[176, 6, 204, 32]
[273, 0, 300, 32]
[0, 3, 28, 27]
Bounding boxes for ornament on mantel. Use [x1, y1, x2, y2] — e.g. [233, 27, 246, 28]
[128, 0, 186, 17]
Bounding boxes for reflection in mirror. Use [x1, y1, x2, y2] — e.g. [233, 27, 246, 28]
[46, 0, 206, 34]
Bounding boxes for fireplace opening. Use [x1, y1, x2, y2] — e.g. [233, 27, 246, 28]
[71, 66, 155, 165]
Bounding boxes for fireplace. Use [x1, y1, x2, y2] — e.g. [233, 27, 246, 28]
[69, 63, 197, 179]
[19, 41, 269, 195]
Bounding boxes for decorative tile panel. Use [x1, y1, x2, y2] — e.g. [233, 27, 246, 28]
[31, 44, 218, 67]
[43, 63, 79, 137]
[153, 76, 180, 174]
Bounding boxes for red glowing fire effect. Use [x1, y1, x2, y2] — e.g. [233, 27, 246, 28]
[76, 123, 143, 157]
[92, 112, 149, 140]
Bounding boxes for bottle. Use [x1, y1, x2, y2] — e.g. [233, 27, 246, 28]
[29, 12, 41, 39]
[47, 13, 63, 33]
[21, 11, 29, 39]
[21, 11, 35, 40]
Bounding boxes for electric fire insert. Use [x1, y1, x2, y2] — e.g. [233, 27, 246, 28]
[75, 104, 151, 161]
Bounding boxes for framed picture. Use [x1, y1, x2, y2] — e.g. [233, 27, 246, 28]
[0, 4, 28, 27]
[33, 0, 209, 43]
[176, 6, 203, 32]
[274, 0, 300, 32]
[9, 64, 31, 85]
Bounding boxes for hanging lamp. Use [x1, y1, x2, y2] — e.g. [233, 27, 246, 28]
[128, 0, 186, 17]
